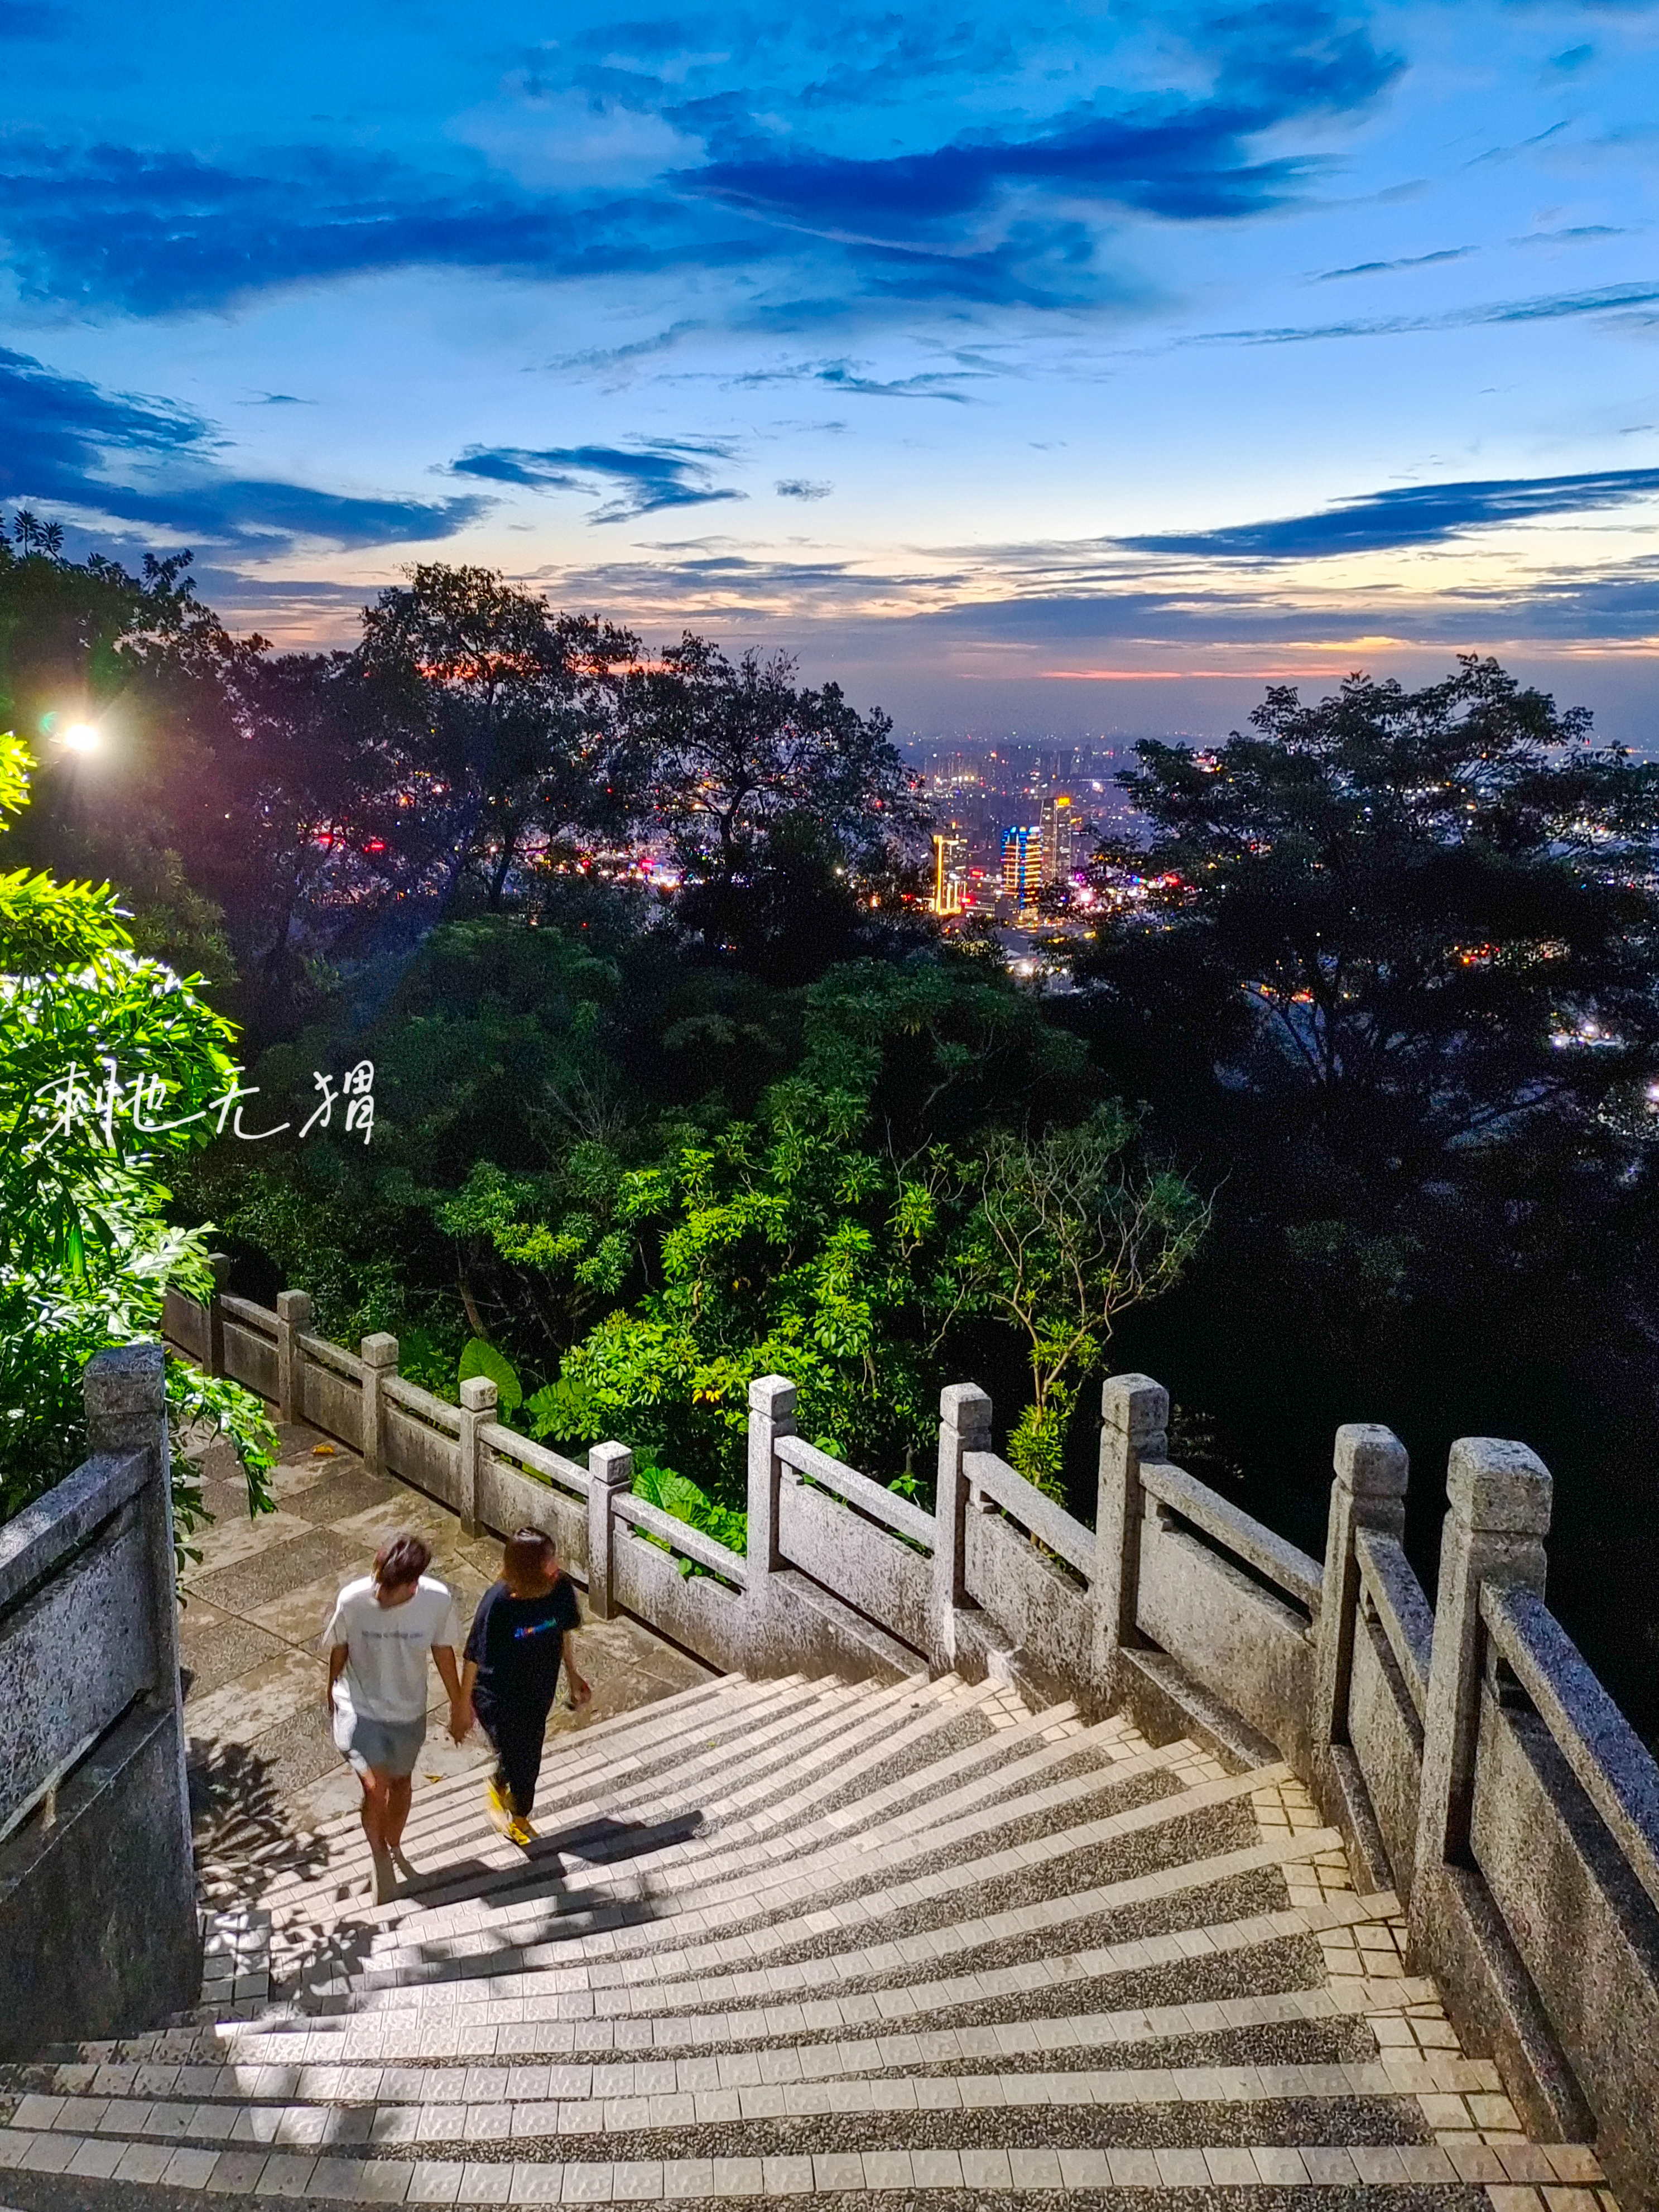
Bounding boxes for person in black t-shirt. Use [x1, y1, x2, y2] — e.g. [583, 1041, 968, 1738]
[461, 1527, 590, 1844]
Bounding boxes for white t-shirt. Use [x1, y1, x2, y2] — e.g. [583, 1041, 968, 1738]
[325, 1574, 461, 1724]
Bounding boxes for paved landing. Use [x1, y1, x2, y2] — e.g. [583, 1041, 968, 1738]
[180, 1417, 714, 1905]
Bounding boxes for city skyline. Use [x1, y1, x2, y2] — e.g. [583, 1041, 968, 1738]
[4, 2, 1659, 739]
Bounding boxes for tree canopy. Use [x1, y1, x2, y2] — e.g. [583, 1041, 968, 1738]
[0, 724, 275, 1530]
[1086, 656, 1659, 1190]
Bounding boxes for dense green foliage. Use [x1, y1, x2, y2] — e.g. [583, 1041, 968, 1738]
[0, 715, 276, 1540]
[191, 924, 1194, 1505]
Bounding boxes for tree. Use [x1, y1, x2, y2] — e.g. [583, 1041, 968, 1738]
[634, 636, 924, 887]
[1085, 656, 1659, 1191]
[0, 727, 276, 1529]
[940, 1106, 1208, 1496]
[357, 565, 640, 910]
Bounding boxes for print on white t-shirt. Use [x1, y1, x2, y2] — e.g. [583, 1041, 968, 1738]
[325, 1574, 461, 1723]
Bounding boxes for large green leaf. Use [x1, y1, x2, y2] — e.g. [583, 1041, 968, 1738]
[458, 1336, 523, 1415]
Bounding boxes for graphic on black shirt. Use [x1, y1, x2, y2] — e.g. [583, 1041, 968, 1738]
[465, 1575, 581, 1708]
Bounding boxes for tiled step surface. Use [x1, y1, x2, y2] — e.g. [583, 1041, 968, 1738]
[0, 1672, 1615, 2212]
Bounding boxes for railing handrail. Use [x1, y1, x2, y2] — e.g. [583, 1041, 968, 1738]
[613, 1492, 749, 1585]
[775, 1433, 935, 1549]
[1480, 1581, 1659, 1919]
[0, 1449, 148, 1614]
[1354, 1526, 1434, 1718]
[1140, 1459, 1323, 1617]
[479, 1422, 590, 1498]
[381, 1374, 464, 1435]
[961, 1448, 1095, 1576]
[296, 1331, 364, 1381]
[219, 1293, 277, 1334]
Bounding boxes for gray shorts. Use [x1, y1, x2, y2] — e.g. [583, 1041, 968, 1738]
[333, 1705, 426, 1778]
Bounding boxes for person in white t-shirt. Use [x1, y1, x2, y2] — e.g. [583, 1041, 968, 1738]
[324, 1533, 469, 1902]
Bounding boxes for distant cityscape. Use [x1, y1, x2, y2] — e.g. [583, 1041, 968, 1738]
[901, 737, 1150, 924]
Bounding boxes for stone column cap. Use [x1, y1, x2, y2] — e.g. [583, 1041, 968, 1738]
[359, 1332, 399, 1368]
[276, 1288, 314, 1323]
[84, 1341, 166, 1417]
[940, 1381, 992, 1429]
[1333, 1423, 1408, 1497]
[1100, 1373, 1168, 1437]
[1446, 1436, 1552, 1533]
[589, 1440, 634, 1485]
[459, 1374, 498, 1413]
[749, 1373, 797, 1415]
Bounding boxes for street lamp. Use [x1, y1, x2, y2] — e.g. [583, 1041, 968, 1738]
[59, 723, 99, 754]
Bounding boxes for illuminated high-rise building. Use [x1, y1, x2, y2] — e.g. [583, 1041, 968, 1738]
[1039, 792, 1078, 885]
[1001, 825, 1042, 908]
[931, 830, 969, 915]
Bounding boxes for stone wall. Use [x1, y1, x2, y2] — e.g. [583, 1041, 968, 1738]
[164, 1280, 1659, 2210]
[0, 1348, 199, 2059]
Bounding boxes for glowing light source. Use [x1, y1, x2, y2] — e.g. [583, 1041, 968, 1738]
[60, 723, 99, 753]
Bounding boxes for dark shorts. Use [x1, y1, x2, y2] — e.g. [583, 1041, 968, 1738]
[332, 1705, 426, 1778]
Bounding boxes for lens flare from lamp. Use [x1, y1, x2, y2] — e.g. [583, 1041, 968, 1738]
[60, 723, 99, 753]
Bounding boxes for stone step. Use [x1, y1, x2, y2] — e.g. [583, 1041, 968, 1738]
[275, 1673, 831, 1874]
[274, 1827, 1347, 2043]
[318, 1708, 1176, 1966]
[283, 1756, 1287, 2004]
[22, 1977, 1461, 2139]
[281, 1673, 765, 1867]
[0, 2124, 1589, 2203]
[216, 1889, 1408, 2060]
[34, 1878, 1401, 2081]
[269, 1677, 840, 1916]
[1, 2042, 1509, 2144]
[328, 1678, 973, 1939]
[273, 1670, 958, 1929]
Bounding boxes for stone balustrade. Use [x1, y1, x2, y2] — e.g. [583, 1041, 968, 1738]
[0, 1346, 199, 2059]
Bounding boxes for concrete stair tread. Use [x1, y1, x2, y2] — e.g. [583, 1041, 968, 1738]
[0, 2124, 1585, 2203]
[302, 1715, 1192, 1964]
[273, 1757, 1296, 1995]
[271, 1674, 955, 1926]
[268, 1679, 828, 1908]
[271, 1821, 1349, 2025]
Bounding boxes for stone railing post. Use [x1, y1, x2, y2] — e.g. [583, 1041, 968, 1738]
[1092, 1373, 1168, 1705]
[359, 1333, 397, 1477]
[586, 1442, 633, 1620]
[1311, 1422, 1408, 1891]
[747, 1376, 797, 1606]
[83, 1344, 191, 1868]
[457, 1375, 497, 1539]
[206, 1252, 230, 1378]
[275, 1288, 313, 1425]
[1311, 1423, 1408, 1767]
[931, 1383, 992, 1668]
[1408, 1436, 1551, 1956]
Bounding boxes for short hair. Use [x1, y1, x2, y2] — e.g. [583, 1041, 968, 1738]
[503, 1527, 556, 1588]
[373, 1533, 431, 1588]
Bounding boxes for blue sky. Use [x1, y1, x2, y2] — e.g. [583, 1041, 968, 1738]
[4, 0, 1659, 737]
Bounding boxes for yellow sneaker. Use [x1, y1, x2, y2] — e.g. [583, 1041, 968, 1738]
[505, 1816, 535, 1848]
[485, 1778, 513, 1833]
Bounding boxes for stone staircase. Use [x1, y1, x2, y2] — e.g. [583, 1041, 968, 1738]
[0, 1669, 1617, 2209]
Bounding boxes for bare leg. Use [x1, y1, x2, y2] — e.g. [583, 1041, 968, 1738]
[382, 1776, 414, 1854]
[358, 1768, 391, 1854]
[358, 1769, 400, 1898]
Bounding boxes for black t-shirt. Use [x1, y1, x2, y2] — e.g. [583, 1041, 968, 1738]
[465, 1575, 581, 1709]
